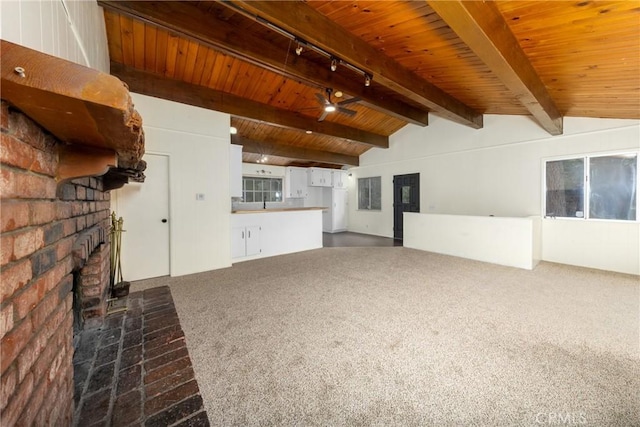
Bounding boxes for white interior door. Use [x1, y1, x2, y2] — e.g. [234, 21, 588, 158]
[115, 154, 170, 281]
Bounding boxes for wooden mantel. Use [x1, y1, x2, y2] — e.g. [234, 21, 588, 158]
[0, 40, 145, 184]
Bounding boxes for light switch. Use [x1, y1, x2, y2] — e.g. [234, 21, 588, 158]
[196, 193, 205, 201]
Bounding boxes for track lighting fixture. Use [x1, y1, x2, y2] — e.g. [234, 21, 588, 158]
[224, 3, 375, 92]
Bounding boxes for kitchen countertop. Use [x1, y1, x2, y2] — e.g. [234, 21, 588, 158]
[231, 207, 327, 214]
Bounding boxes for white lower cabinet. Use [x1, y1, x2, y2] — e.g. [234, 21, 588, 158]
[232, 225, 261, 259]
[231, 210, 323, 262]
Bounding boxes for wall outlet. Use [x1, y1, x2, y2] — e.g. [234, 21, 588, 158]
[196, 193, 205, 201]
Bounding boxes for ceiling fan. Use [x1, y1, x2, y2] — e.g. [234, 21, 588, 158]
[313, 88, 361, 122]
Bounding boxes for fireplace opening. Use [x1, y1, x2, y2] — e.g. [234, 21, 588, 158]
[72, 272, 84, 345]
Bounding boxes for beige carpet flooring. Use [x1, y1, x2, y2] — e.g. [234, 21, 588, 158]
[131, 247, 640, 426]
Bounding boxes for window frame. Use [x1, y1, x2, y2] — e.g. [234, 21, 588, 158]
[242, 176, 283, 203]
[358, 176, 382, 211]
[542, 150, 639, 222]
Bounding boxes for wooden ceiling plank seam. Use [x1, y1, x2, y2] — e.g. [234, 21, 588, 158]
[164, 32, 180, 78]
[153, 27, 168, 75]
[191, 44, 209, 85]
[97, 0, 429, 126]
[132, 18, 146, 70]
[233, 135, 359, 166]
[119, 13, 135, 66]
[173, 37, 191, 81]
[111, 62, 389, 148]
[226, 0, 481, 128]
[198, 48, 217, 86]
[143, 23, 157, 71]
[227, 58, 251, 95]
[207, 52, 229, 89]
[103, 11, 124, 64]
[427, 0, 563, 135]
[182, 40, 201, 83]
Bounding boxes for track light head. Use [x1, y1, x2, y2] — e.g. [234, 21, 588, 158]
[295, 45, 303, 55]
[364, 73, 372, 87]
[330, 57, 338, 72]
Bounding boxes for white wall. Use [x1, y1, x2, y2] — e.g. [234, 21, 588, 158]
[404, 213, 540, 270]
[114, 93, 232, 276]
[542, 219, 639, 275]
[1, 0, 109, 72]
[349, 115, 640, 274]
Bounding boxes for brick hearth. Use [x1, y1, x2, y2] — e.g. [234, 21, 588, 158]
[73, 286, 209, 426]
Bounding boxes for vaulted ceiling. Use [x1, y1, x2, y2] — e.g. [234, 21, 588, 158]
[98, 1, 640, 169]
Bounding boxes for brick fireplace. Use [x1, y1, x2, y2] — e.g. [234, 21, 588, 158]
[1, 40, 145, 426]
[0, 102, 118, 424]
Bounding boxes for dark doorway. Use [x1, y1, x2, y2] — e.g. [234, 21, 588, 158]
[393, 173, 420, 240]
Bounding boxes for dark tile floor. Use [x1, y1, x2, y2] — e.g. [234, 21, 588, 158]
[73, 286, 209, 427]
[323, 231, 403, 248]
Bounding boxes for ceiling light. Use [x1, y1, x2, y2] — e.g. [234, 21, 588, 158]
[364, 73, 372, 87]
[230, 126, 238, 134]
[334, 91, 343, 98]
[306, 130, 312, 134]
[295, 44, 303, 55]
[330, 57, 338, 72]
[325, 105, 336, 112]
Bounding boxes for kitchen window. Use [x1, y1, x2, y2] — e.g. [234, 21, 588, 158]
[243, 177, 283, 203]
[358, 176, 382, 210]
[545, 152, 638, 220]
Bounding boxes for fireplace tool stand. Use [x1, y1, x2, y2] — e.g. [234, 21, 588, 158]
[108, 212, 130, 315]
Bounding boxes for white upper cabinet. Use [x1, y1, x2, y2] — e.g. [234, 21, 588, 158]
[308, 167, 332, 187]
[285, 166, 309, 198]
[332, 170, 348, 189]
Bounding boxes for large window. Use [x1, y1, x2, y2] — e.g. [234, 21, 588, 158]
[243, 177, 283, 203]
[358, 176, 382, 210]
[545, 153, 637, 220]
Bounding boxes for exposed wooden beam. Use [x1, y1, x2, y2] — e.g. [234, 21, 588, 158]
[98, 0, 429, 127]
[233, 136, 359, 166]
[111, 63, 389, 149]
[427, 0, 563, 135]
[225, 0, 482, 129]
[0, 40, 144, 169]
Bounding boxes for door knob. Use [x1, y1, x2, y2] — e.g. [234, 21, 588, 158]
[161, 219, 168, 223]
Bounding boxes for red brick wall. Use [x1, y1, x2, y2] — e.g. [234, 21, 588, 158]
[1, 102, 112, 425]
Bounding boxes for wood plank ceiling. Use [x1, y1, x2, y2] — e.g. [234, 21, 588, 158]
[99, 1, 640, 168]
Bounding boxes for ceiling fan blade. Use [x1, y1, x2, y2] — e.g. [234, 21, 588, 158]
[337, 97, 361, 106]
[317, 110, 329, 122]
[337, 107, 357, 116]
[315, 93, 329, 106]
